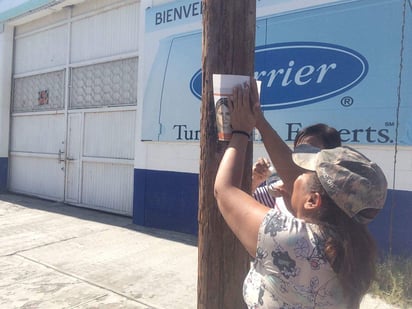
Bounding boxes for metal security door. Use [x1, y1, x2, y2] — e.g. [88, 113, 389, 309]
[8, 113, 66, 201]
[10, 1, 138, 215]
[64, 109, 135, 215]
[9, 10, 70, 202]
[9, 71, 67, 201]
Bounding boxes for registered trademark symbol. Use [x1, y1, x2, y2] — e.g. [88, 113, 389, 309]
[341, 96, 354, 107]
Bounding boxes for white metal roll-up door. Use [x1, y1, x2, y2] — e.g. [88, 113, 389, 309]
[9, 0, 139, 216]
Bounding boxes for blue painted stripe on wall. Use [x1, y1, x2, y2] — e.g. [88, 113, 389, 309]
[133, 169, 199, 235]
[369, 189, 412, 256]
[0, 157, 8, 192]
[133, 169, 412, 255]
[133, 168, 146, 226]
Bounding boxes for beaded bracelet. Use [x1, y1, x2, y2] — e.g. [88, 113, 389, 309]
[232, 130, 250, 139]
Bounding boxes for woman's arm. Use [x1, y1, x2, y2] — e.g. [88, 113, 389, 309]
[214, 82, 270, 257]
[251, 80, 302, 195]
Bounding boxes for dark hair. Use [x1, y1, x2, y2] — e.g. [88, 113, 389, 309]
[294, 123, 342, 149]
[307, 173, 376, 309]
[216, 97, 229, 108]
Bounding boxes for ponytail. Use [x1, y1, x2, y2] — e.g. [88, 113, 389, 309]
[308, 174, 377, 308]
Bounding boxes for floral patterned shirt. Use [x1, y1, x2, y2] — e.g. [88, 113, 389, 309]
[243, 209, 347, 309]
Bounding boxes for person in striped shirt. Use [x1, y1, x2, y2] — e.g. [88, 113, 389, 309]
[252, 123, 342, 213]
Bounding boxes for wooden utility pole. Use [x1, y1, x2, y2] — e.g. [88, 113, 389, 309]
[198, 1, 256, 309]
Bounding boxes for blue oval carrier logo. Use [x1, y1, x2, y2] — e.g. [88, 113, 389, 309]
[190, 42, 368, 110]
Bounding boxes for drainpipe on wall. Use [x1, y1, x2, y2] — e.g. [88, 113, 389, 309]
[0, 23, 14, 191]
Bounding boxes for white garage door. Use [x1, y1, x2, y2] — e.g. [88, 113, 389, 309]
[9, 0, 139, 216]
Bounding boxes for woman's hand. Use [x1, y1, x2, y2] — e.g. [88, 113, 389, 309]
[229, 81, 256, 133]
[250, 79, 265, 129]
[252, 158, 271, 191]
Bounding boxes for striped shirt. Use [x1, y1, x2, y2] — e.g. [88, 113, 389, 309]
[253, 185, 277, 209]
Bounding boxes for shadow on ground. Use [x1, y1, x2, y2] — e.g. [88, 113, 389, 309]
[0, 192, 198, 247]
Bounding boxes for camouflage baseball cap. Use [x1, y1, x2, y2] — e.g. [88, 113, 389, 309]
[292, 145, 388, 224]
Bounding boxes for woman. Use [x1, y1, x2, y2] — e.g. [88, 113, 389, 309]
[214, 80, 387, 308]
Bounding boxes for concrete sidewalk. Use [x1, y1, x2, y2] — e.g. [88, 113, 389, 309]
[0, 192, 399, 309]
[0, 193, 197, 309]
